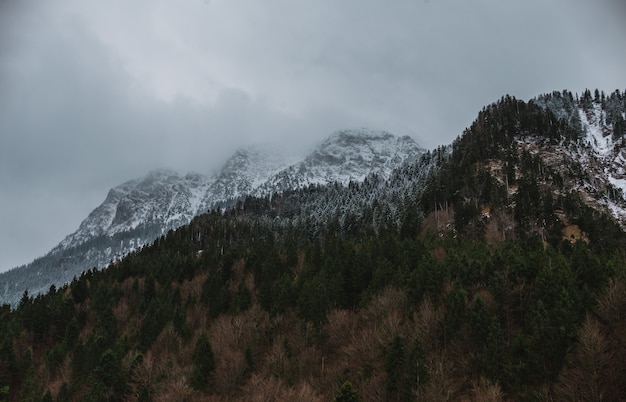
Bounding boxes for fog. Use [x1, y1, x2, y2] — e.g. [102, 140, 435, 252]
[1, 0, 625, 271]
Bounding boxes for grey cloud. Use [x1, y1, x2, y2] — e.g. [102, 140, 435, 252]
[1, 0, 625, 271]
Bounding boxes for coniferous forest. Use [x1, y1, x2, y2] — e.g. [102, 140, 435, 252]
[2, 91, 626, 401]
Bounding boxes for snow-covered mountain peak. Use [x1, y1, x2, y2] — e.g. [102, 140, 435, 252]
[220, 144, 291, 176]
[315, 129, 416, 156]
[57, 168, 213, 251]
[311, 129, 421, 171]
[254, 129, 425, 192]
[65, 128, 422, 250]
[0, 129, 424, 306]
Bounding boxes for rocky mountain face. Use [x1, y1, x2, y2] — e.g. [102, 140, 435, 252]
[419, 89, 626, 246]
[57, 170, 211, 250]
[257, 130, 420, 193]
[532, 90, 626, 225]
[0, 129, 424, 305]
[3, 90, 625, 307]
[5, 90, 626, 402]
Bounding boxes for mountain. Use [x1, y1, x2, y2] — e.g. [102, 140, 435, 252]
[532, 90, 626, 225]
[257, 129, 420, 193]
[417, 89, 626, 248]
[58, 169, 211, 250]
[4, 90, 626, 401]
[0, 129, 424, 306]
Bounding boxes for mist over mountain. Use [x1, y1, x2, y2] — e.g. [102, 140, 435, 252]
[4, 90, 626, 401]
[4, 90, 626, 307]
[0, 129, 424, 306]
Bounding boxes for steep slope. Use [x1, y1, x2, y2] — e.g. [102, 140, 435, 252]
[197, 144, 299, 213]
[0, 129, 424, 305]
[4, 90, 626, 401]
[59, 169, 212, 250]
[0, 170, 214, 305]
[4, 98, 626, 399]
[419, 89, 626, 248]
[532, 90, 626, 225]
[5, 90, 624, 307]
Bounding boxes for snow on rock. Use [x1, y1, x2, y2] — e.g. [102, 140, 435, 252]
[533, 91, 626, 227]
[0, 129, 424, 305]
[256, 129, 423, 193]
[580, 105, 612, 156]
[68, 129, 422, 257]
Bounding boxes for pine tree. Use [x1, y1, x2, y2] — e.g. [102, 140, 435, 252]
[334, 381, 360, 402]
[191, 333, 216, 391]
[385, 334, 405, 397]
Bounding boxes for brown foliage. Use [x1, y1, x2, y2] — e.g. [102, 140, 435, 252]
[485, 209, 516, 244]
[324, 309, 356, 351]
[466, 377, 505, 402]
[555, 315, 613, 402]
[324, 287, 409, 389]
[208, 305, 272, 395]
[431, 247, 447, 263]
[240, 374, 283, 401]
[120, 277, 137, 297]
[113, 298, 130, 326]
[359, 372, 387, 402]
[151, 323, 182, 365]
[154, 376, 193, 402]
[46, 356, 72, 400]
[474, 288, 496, 312]
[595, 277, 626, 329]
[360, 287, 408, 344]
[181, 273, 208, 305]
[240, 374, 322, 402]
[210, 305, 270, 352]
[279, 380, 323, 402]
[420, 206, 455, 237]
[128, 351, 161, 400]
[556, 277, 626, 401]
[294, 344, 322, 387]
[265, 339, 289, 380]
[214, 349, 246, 395]
[415, 297, 444, 351]
[418, 351, 462, 401]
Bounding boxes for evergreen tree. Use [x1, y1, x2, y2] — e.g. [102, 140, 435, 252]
[191, 333, 216, 391]
[334, 381, 360, 402]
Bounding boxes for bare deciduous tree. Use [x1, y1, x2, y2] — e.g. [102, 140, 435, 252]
[555, 315, 612, 402]
[468, 377, 505, 402]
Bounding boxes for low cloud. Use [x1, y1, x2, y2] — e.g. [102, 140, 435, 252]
[1, 0, 625, 271]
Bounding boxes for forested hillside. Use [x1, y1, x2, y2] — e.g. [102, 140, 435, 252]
[2, 90, 626, 401]
[0, 130, 423, 307]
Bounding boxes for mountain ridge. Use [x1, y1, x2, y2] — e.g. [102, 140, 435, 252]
[0, 129, 424, 305]
[525, 90, 626, 226]
[417, 89, 626, 246]
[3, 90, 625, 307]
[4, 90, 626, 402]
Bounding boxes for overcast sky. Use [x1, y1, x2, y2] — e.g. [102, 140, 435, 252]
[1, 0, 625, 272]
